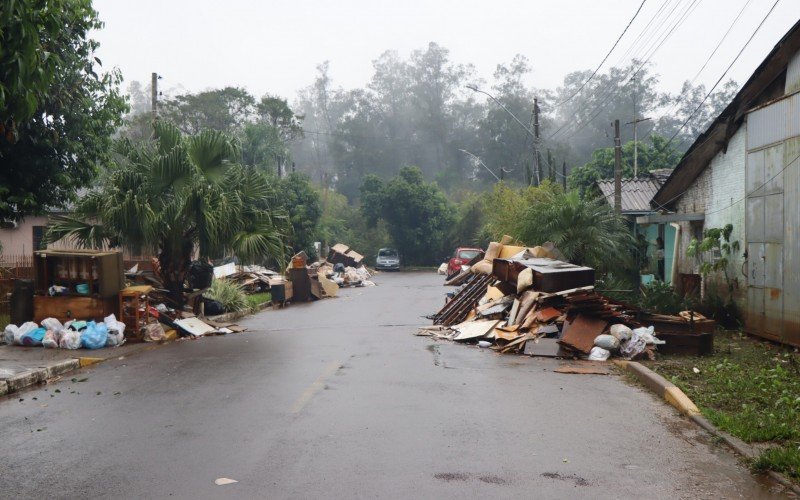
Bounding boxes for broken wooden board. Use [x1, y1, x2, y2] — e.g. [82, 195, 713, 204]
[558, 314, 608, 354]
[554, 362, 612, 375]
[452, 319, 501, 341]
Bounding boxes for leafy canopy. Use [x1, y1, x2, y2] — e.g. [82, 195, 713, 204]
[360, 166, 454, 264]
[47, 122, 290, 298]
[0, 0, 127, 222]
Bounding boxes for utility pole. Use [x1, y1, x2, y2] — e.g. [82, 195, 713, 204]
[628, 71, 651, 177]
[614, 119, 622, 215]
[151, 72, 159, 120]
[626, 116, 651, 177]
[532, 97, 541, 186]
[561, 161, 567, 189]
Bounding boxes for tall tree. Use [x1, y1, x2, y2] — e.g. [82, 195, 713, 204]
[0, 0, 127, 223]
[47, 122, 290, 305]
[361, 166, 454, 264]
[160, 86, 255, 135]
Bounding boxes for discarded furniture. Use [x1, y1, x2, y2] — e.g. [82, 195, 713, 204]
[327, 243, 364, 268]
[119, 285, 153, 342]
[32, 250, 125, 323]
[492, 257, 594, 293]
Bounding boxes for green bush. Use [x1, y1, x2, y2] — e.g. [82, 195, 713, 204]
[204, 279, 248, 313]
[638, 280, 693, 314]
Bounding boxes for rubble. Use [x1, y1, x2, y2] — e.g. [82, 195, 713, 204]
[423, 239, 716, 363]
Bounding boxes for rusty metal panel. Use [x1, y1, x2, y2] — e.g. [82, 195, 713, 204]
[783, 137, 800, 344]
[748, 243, 765, 287]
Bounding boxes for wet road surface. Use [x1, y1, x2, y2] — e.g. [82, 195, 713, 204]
[0, 272, 788, 498]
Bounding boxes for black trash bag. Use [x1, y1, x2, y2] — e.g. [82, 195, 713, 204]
[333, 263, 346, 273]
[202, 297, 225, 316]
[188, 261, 214, 289]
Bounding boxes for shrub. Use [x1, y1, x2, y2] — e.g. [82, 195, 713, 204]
[204, 279, 248, 312]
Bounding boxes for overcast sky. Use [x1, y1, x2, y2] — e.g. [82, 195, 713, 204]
[93, 0, 800, 101]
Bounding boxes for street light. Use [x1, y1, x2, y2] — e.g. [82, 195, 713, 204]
[459, 148, 501, 182]
[466, 84, 536, 139]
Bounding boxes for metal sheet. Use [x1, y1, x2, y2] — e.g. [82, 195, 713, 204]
[763, 144, 785, 195]
[746, 197, 765, 243]
[747, 94, 800, 150]
[784, 137, 800, 344]
[747, 243, 765, 288]
[746, 151, 764, 195]
[764, 194, 784, 243]
[787, 50, 800, 94]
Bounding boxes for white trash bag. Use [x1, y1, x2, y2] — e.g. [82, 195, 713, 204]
[588, 346, 611, 361]
[609, 324, 633, 342]
[594, 334, 620, 351]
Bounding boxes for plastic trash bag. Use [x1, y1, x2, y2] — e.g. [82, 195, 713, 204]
[631, 326, 665, 345]
[4, 324, 18, 345]
[80, 321, 108, 349]
[609, 324, 633, 342]
[42, 330, 59, 349]
[41, 318, 64, 332]
[15, 322, 38, 345]
[104, 314, 126, 347]
[21, 327, 46, 346]
[59, 330, 81, 350]
[620, 330, 648, 359]
[594, 334, 620, 351]
[143, 322, 165, 342]
[588, 346, 611, 361]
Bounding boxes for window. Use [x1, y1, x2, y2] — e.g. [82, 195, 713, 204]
[458, 250, 481, 260]
[32, 226, 45, 251]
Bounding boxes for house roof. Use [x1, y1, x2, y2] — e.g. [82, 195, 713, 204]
[652, 19, 800, 209]
[597, 177, 662, 214]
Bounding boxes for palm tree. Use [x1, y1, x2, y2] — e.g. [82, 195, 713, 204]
[47, 122, 290, 305]
[514, 189, 633, 272]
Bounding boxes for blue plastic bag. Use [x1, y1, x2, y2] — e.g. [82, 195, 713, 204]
[80, 321, 108, 349]
[21, 327, 46, 347]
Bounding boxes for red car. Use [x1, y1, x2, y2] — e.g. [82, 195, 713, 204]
[447, 247, 485, 276]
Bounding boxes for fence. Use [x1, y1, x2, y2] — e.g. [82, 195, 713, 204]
[0, 254, 34, 280]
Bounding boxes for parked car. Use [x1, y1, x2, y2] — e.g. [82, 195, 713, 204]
[446, 247, 484, 276]
[375, 247, 401, 271]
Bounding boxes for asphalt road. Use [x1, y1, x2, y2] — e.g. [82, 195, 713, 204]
[0, 272, 787, 499]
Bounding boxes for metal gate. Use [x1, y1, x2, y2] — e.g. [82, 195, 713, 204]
[745, 92, 800, 346]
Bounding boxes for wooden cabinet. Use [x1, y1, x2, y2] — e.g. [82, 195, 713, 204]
[33, 249, 124, 298]
[33, 296, 116, 323]
[31, 250, 125, 323]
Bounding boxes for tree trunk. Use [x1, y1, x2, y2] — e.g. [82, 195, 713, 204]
[156, 236, 194, 309]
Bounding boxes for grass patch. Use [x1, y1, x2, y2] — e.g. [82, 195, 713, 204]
[246, 292, 271, 310]
[645, 329, 800, 482]
[0, 313, 9, 328]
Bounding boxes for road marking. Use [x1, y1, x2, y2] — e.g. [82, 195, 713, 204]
[290, 360, 341, 414]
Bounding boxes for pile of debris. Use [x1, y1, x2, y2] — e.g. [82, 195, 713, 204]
[420, 238, 714, 361]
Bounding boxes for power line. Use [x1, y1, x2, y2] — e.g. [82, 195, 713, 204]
[548, 0, 701, 142]
[665, 0, 781, 146]
[553, 0, 648, 108]
[704, 149, 799, 216]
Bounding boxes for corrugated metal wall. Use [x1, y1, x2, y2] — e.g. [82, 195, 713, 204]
[745, 90, 800, 346]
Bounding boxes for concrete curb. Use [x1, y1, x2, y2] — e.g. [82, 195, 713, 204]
[613, 360, 700, 416]
[615, 360, 800, 495]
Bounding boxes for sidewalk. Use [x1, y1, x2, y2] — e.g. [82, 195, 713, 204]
[0, 341, 163, 396]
